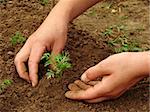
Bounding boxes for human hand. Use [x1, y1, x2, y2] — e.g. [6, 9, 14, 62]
[65, 52, 149, 103]
[14, 18, 68, 87]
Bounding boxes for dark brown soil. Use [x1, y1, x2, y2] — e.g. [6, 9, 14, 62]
[0, 0, 149, 112]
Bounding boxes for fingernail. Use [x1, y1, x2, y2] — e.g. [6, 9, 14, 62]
[32, 82, 36, 87]
[81, 73, 90, 82]
[65, 91, 70, 98]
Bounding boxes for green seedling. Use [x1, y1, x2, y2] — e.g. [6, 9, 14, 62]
[102, 24, 126, 38]
[101, 2, 113, 9]
[39, 0, 49, 5]
[120, 16, 128, 20]
[41, 52, 71, 79]
[105, 3, 113, 9]
[11, 32, 26, 45]
[107, 35, 143, 53]
[0, 79, 13, 93]
[88, 9, 97, 17]
[102, 24, 144, 53]
[102, 27, 113, 37]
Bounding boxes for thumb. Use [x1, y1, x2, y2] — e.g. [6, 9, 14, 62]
[81, 62, 110, 82]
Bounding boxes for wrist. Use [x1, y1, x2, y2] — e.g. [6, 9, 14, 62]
[37, 1, 72, 34]
[135, 52, 150, 77]
[46, 0, 74, 25]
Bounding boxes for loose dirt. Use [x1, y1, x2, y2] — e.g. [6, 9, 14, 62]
[0, 0, 149, 112]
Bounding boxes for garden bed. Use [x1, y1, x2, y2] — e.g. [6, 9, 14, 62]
[0, 0, 149, 111]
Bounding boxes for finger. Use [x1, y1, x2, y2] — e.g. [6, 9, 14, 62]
[68, 83, 81, 91]
[84, 97, 109, 103]
[81, 62, 110, 82]
[15, 42, 31, 82]
[85, 77, 144, 103]
[65, 82, 106, 100]
[28, 43, 46, 87]
[16, 62, 30, 81]
[74, 80, 92, 90]
[52, 37, 66, 55]
[87, 81, 100, 86]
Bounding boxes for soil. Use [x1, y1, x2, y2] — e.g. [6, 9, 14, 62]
[0, 0, 149, 112]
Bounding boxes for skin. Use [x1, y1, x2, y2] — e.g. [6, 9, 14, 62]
[14, 0, 150, 102]
[14, 0, 100, 87]
[65, 52, 149, 103]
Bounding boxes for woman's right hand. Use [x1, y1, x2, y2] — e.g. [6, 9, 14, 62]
[14, 17, 68, 87]
[14, 0, 102, 87]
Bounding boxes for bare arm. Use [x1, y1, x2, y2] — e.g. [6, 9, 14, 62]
[41, 0, 101, 27]
[65, 51, 150, 103]
[15, 0, 101, 86]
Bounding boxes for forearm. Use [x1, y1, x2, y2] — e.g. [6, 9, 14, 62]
[42, 0, 101, 26]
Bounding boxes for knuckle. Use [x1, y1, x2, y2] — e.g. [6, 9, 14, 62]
[28, 60, 34, 65]
[86, 67, 95, 74]
[14, 55, 19, 65]
[28, 59, 38, 66]
[85, 69, 90, 75]
[85, 69, 92, 79]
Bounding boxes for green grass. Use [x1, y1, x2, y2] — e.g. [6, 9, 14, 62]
[0, 79, 13, 93]
[10, 32, 26, 45]
[41, 52, 71, 79]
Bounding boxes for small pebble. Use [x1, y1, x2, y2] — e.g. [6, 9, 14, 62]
[111, 9, 117, 13]
[8, 1, 13, 4]
[7, 51, 14, 56]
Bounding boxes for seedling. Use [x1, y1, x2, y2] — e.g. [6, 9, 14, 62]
[120, 16, 128, 20]
[0, 79, 13, 93]
[101, 24, 126, 38]
[11, 32, 26, 45]
[102, 24, 144, 53]
[106, 32, 143, 53]
[39, 0, 49, 5]
[101, 2, 113, 9]
[41, 52, 71, 79]
[88, 9, 97, 17]
[107, 36, 143, 53]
